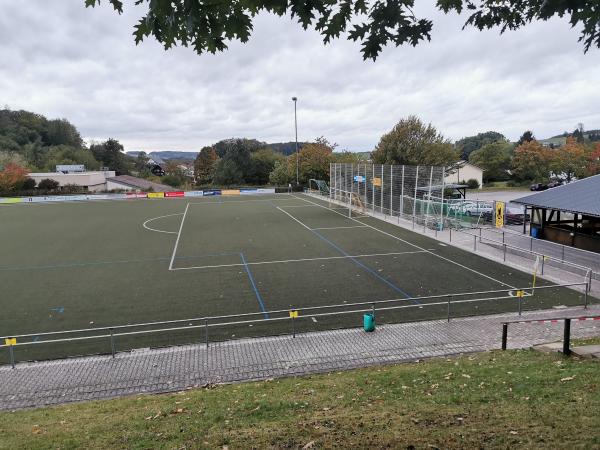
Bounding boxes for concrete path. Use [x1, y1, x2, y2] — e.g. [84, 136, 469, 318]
[1, 305, 598, 411]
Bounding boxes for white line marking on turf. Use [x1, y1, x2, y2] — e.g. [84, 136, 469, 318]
[169, 250, 428, 271]
[310, 225, 369, 230]
[276, 206, 312, 230]
[291, 194, 517, 289]
[169, 203, 190, 270]
[142, 213, 183, 234]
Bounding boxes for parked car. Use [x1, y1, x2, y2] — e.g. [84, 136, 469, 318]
[449, 201, 493, 216]
[530, 183, 548, 191]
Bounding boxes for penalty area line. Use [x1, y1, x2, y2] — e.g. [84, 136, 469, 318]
[169, 250, 428, 271]
[169, 203, 190, 270]
[292, 193, 517, 290]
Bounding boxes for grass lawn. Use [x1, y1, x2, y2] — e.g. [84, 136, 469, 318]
[1, 349, 598, 449]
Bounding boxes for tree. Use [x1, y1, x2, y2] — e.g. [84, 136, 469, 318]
[372, 116, 458, 166]
[42, 145, 101, 172]
[550, 137, 589, 182]
[135, 151, 150, 171]
[0, 151, 27, 170]
[212, 140, 252, 185]
[194, 146, 218, 185]
[296, 137, 335, 185]
[469, 141, 512, 182]
[90, 138, 133, 175]
[455, 131, 507, 160]
[586, 143, 600, 176]
[0, 163, 28, 192]
[512, 140, 551, 182]
[86, 0, 600, 60]
[46, 119, 83, 147]
[269, 159, 294, 186]
[213, 138, 264, 158]
[213, 158, 244, 186]
[517, 131, 535, 147]
[248, 148, 284, 185]
[331, 151, 367, 164]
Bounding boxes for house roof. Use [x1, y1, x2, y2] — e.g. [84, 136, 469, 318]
[107, 175, 177, 192]
[449, 160, 485, 172]
[512, 174, 600, 218]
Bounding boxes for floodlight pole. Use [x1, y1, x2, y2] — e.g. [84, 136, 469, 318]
[292, 97, 299, 186]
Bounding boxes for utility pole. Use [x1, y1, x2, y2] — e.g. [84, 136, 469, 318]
[292, 96, 298, 185]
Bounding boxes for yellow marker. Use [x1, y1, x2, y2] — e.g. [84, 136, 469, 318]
[516, 290, 524, 298]
[495, 201, 505, 228]
[289, 310, 299, 318]
[4, 338, 16, 346]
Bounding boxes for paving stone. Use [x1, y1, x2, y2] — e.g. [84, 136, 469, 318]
[0, 305, 598, 411]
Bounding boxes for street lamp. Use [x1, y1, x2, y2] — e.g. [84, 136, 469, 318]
[292, 96, 298, 185]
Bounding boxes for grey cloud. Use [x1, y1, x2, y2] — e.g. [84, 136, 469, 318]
[0, 0, 599, 153]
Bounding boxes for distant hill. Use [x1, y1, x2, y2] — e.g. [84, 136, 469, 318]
[127, 151, 197, 162]
[127, 142, 310, 162]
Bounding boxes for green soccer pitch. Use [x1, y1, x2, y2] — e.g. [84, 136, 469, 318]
[0, 193, 592, 363]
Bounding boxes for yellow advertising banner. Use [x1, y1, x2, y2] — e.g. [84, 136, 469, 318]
[372, 177, 382, 187]
[147, 192, 165, 199]
[222, 189, 241, 196]
[0, 198, 22, 204]
[495, 201, 505, 228]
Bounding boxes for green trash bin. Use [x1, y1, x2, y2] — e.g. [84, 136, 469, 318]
[363, 313, 375, 332]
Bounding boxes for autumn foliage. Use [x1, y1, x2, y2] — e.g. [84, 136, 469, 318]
[0, 163, 29, 192]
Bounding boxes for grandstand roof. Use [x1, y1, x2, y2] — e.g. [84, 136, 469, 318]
[513, 174, 600, 218]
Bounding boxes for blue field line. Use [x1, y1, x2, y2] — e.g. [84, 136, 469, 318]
[310, 228, 419, 305]
[240, 252, 270, 319]
[0, 253, 240, 272]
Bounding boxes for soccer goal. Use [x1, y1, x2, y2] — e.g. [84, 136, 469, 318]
[330, 188, 368, 218]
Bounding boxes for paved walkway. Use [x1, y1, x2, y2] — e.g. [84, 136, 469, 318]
[1, 305, 598, 411]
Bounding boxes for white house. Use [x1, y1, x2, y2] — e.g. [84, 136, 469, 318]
[445, 161, 484, 189]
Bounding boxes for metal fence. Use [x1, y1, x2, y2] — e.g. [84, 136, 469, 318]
[329, 163, 500, 230]
[478, 227, 600, 281]
[0, 282, 591, 367]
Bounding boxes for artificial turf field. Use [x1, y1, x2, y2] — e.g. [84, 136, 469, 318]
[0, 193, 591, 363]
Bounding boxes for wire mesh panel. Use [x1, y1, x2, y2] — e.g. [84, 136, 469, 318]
[329, 163, 447, 229]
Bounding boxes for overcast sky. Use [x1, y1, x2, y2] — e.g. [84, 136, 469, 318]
[1, 1, 599, 152]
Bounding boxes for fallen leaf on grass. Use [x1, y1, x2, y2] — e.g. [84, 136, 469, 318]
[560, 376, 576, 382]
[302, 441, 315, 449]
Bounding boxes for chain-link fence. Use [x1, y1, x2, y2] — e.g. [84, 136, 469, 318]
[330, 163, 452, 229]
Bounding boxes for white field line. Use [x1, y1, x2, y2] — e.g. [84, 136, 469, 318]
[276, 206, 313, 230]
[186, 197, 294, 205]
[276, 205, 320, 208]
[142, 213, 183, 235]
[292, 194, 517, 289]
[169, 203, 190, 270]
[169, 250, 428, 271]
[311, 225, 369, 230]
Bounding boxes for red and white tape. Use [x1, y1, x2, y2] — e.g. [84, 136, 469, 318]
[512, 316, 600, 325]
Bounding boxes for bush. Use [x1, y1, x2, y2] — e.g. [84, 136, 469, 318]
[21, 178, 36, 190]
[466, 178, 480, 189]
[37, 178, 60, 191]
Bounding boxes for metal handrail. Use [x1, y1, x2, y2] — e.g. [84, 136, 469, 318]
[0, 282, 589, 350]
[0, 283, 578, 342]
[458, 229, 594, 273]
[483, 226, 600, 261]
